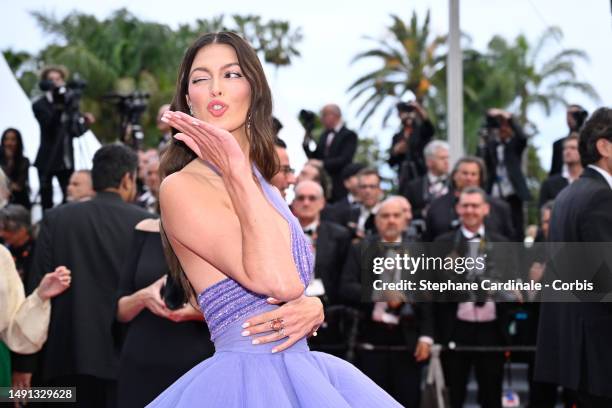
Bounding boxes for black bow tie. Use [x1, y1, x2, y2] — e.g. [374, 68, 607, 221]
[465, 232, 482, 240]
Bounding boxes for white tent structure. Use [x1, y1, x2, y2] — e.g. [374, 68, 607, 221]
[0, 53, 101, 219]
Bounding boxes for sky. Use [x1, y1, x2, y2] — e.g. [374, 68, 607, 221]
[2, 0, 611, 174]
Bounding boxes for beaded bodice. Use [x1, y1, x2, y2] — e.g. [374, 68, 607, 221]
[197, 164, 313, 341]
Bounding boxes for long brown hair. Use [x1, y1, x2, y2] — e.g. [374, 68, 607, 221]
[159, 32, 279, 302]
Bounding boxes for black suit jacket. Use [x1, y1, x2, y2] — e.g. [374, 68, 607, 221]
[424, 191, 515, 241]
[535, 167, 612, 398]
[538, 174, 569, 208]
[400, 174, 448, 220]
[549, 136, 566, 176]
[477, 120, 531, 201]
[330, 203, 377, 239]
[312, 221, 351, 305]
[32, 97, 86, 176]
[339, 233, 434, 348]
[432, 229, 514, 346]
[303, 125, 358, 202]
[28, 192, 151, 382]
[387, 119, 435, 173]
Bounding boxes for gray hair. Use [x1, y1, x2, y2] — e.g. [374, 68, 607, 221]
[460, 186, 488, 203]
[424, 140, 450, 159]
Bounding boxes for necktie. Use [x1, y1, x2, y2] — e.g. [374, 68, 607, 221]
[325, 132, 335, 155]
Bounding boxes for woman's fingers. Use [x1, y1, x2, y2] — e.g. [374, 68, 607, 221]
[173, 133, 202, 159]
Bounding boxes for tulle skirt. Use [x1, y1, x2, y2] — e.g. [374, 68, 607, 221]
[146, 308, 402, 407]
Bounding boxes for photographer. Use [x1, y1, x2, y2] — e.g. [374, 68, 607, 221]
[32, 66, 94, 210]
[388, 101, 435, 184]
[476, 108, 531, 240]
[549, 104, 588, 176]
[302, 104, 358, 203]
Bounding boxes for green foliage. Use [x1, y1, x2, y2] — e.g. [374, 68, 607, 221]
[348, 10, 445, 127]
[5, 9, 302, 146]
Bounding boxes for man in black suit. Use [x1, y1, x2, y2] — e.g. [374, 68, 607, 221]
[27, 144, 152, 407]
[535, 107, 612, 407]
[32, 66, 93, 210]
[477, 109, 531, 240]
[434, 187, 516, 408]
[293, 180, 351, 306]
[425, 156, 515, 241]
[332, 168, 382, 241]
[340, 197, 434, 407]
[539, 133, 582, 207]
[550, 104, 589, 176]
[292, 180, 352, 356]
[400, 139, 450, 220]
[388, 101, 435, 184]
[302, 104, 358, 202]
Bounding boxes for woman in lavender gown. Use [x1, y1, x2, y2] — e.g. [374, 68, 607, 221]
[147, 32, 403, 407]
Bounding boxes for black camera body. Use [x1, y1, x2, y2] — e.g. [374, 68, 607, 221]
[396, 102, 415, 114]
[485, 113, 502, 129]
[104, 92, 150, 149]
[38, 75, 88, 140]
[571, 109, 588, 130]
[299, 109, 316, 132]
[39, 75, 87, 113]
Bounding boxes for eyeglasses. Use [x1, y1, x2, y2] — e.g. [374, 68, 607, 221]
[358, 184, 379, 190]
[295, 194, 320, 202]
[280, 165, 295, 174]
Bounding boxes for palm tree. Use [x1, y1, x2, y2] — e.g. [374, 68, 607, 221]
[488, 27, 600, 130]
[348, 10, 445, 127]
[7, 9, 302, 145]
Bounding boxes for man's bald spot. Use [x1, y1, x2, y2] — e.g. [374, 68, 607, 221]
[295, 180, 324, 198]
[377, 196, 406, 216]
[322, 104, 342, 117]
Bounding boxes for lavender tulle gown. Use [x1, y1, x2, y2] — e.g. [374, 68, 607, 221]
[146, 165, 402, 408]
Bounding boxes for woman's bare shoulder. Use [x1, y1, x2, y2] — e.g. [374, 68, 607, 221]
[160, 161, 230, 211]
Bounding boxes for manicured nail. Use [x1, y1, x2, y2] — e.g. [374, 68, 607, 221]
[241, 330, 250, 336]
[266, 297, 275, 302]
[252, 339, 260, 345]
[242, 322, 250, 328]
[160, 117, 169, 123]
[192, 120, 200, 125]
[271, 348, 278, 353]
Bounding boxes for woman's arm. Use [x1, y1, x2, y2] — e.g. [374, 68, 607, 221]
[161, 172, 303, 302]
[117, 275, 169, 323]
[160, 112, 304, 301]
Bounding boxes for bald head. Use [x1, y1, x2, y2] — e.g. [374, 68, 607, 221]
[293, 180, 326, 226]
[295, 180, 324, 198]
[321, 104, 342, 129]
[375, 197, 409, 241]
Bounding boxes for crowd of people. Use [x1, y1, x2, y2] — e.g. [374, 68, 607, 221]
[0, 60, 611, 408]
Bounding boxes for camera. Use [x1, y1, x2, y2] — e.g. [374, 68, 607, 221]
[38, 74, 88, 139]
[485, 112, 503, 129]
[570, 109, 588, 130]
[299, 109, 316, 132]
[396, 102, 415, 114]
[104, 91, 150, 149]
[39, 74, 87, 112]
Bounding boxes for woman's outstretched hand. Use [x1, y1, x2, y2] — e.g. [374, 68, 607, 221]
[240, 295, 324, 353]
[161, 110, 247, 174]
[37, 266, 72, 301]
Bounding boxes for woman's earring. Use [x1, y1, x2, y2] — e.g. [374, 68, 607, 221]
[247, 114, 252, 130]
[188, 104, 194, 116]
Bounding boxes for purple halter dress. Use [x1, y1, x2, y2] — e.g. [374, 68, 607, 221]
[146, 165, 402, 407]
